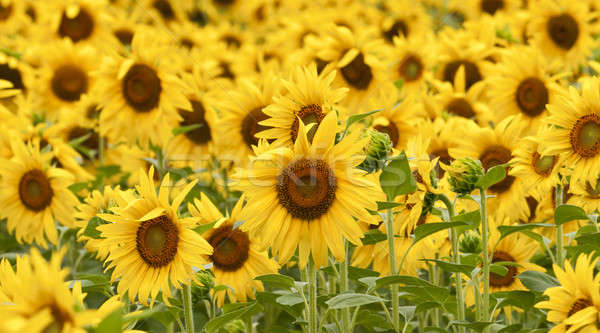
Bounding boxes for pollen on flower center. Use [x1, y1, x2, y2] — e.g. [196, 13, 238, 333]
[136, 215, 179, 268]
[122, 64, 162, 113]
[547, 14, 579, 50]
[277, 159, 337, 220]
[570, 114, 600, 158]
[531, 152, 556, 176]
[58, 8, 94, 42]
[568, 298, 592, 317]
[51, 64, 88, 102]
[19, 169, 53, 212]
[208, 224, 250, 271]
[291, 104, 325, 143]
[516, 77, 549, 117]
[340, 53, 373, 90]
[241, 106, 270, 147]
[489, 251, 517, 287]
[399, 54, 424, 82]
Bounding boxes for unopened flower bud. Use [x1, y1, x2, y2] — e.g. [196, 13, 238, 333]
[443, 157, 484, 195]
[460, 231, 482, 254]
[359, 129, 392, 172]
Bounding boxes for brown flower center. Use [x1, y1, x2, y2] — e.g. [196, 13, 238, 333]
[187, 9, 209, 27]
[568, 298, 593, 317]
[525, 196, 538, 222]
[58, 8, 94, 42]
[41, 303, 73, 333]
[67, 126, 102, 157]
[585, 180, 600, 198]
[489, 251, 517, 287]
[531, 152, 556, 176]
[516, 77, 548, 117]
[430, 148, 453, 178]
[570, 114, 600, 158]
[213, 0, 235, 6]
[277, 159, 337, 220]
[547, 14, 579, 50]
[0, 63, 25, 91]
[443, 60, 482, 91]
[480, 145, 515, 194]
[241, 106, 270, 147]
[0, 3, 13, 21]
[114, 28, 134, 46]
[153, 0, 175, 20]
[446, 98, 476, 118]
[316, 58, 329, 74]
[51, 64, 88, 102]
[136, 215, 179, 268]
[481, 0, 504, 15]
[291, 104, 325, 143]
[398, 54, 424, 82]
[374, 121, 400, 148]
[208, 224, 250, 271]
[383, 19, 408, 43]
[122, 64, 162, 112]
[217, 61, 235, 80]
[19, 169, 53, 212]
[341, 53, 372, 90]
[179, 100, 212, 144]
[86, 103, 102, 119]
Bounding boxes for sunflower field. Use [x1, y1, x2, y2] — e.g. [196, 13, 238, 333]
[3, 0, 600, 332]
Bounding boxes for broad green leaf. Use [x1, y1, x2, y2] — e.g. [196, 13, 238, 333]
[94, 308, 124, 333]
[497, 223, 555, 242]
[414, 222, 468, 243]
[376, 201, 402, 210]
[576, 232, 600, 247]
[325, 293, 385, 309]
[255, 291, 303, 318]
[193, 221, 218, 235]
[452, 210, 481, 234]
[449, 320, 495, 332]
[361, 230, 387, 245]
[254, 274, 296, 291]
[489, 264, 509, 277]
[205, 302, 263, 333]
[321, 265, 379, 281]
[554, 204, 589, 225]
[68, 181, 90, 193]
[422, 259, 474, 276]
[475, 165, 506, 189]
[518, 270, 559, 292]
[346, 109, 381, 129]
[493, 290, 535, 311]
[380, 151, 416, 200]
[82, 216, 107, 239]
[376, 275, 433, 290]
[172, 123, 203, 136]
[276, 293, 304, 306]
[96, 165, 121, 178]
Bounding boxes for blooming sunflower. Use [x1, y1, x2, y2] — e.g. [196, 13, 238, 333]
[511, 135, 562, 200]
[378, 0, 431, 43]
[529, 0, 599, 69]
[188, 193, 279, 307]
[0, 137, 78, 247]
[93, 32, 191, 146]
[0, 248, 123, 333]
[233, 111, 385, 269]
[540, 77, 600, 185]
[385, 34, 434, 98]
[97, 167, 213, 305]
[568, 176, 600, 214]
[486, 45, 566, 130]
[257, 64, 347, 148]
[39, 0, 110, 44]
[536, 253, 600, 333]
[453, 0, 521, 19]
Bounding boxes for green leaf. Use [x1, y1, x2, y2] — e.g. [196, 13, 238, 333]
[576, 232, 600, 247]
[414, 222, 468, 243]
[325, 293, 385, 309]
[518, 270, 559, 292]
[321, 265, 379, 281]
[172, 123, 203, 136]
[394, 79, 403, 91]
[452, 210, 481, 235]
[554, 204, 590, 225]
[380, 151, 416, 200]
[205, 302, 263, 333]
[421, 259, 474, 276]
[493, 290, 535, 311]
[497, 223, 555, 242]
[193, 221, 218, 235]
[489, 264, 509, 277]
[345, 109, 381, 129]
[82, 217, 107, 239]
[498, 324, 523, 333]
[376, 275, 433, 290]
[96, 165, 121, 178]
[254, 274, 295, 291]
[94, 308, 123, 333]
[361, 229, 387, 245]
[475, 165, 506, 189]
[68, 181, 90, 193]
[276, 293, 304, 306]
[376, 201, 402, 210]
[449, 321, 495, 332]
[255, 291, 303, 318]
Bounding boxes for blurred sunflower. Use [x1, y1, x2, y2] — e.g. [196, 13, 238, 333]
[454, 0, 521, 19]
[233, 111, 385, 268]
[378, 0, 431, 43]
[97, 167, 213, 305]
[569, 176, 600, 213]
[40, 0, 109, 44]
[385, 35, 434, 98]
[188, 193, 279, 307]
[0, 137, 78, 247]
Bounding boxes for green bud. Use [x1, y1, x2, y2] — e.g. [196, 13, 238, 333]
[196, 270, 214, 288]
[358, 129, 392, 172]
[460, 231, 482, 254]
[444, 157, 484, 195]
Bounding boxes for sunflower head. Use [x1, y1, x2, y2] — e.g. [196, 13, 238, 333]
[443, 157, 484, 195]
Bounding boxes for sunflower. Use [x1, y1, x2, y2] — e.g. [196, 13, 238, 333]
[486, 45, 566, 129]
[188, 193, 279, 307]
[453, 0, 521, 19]
[233, 111, 385, 269]
[450, 116, 529, 221]
[378, 0, 431, 43]
[0, 0, 29, 35]
[0, 137, 78, 247]
[540, 77, 600, 185]
[93, 32, 191, 146]
[385, 34, 434, 98]
[257, 64, 347, 148]
[101, 4, 148, 52]
[511, 135, 562, 200]
[536, 253, 600, 333]
[0, 52, 33, 111]
[528, 0, 599, 69]
[214, 74, 281, 167]
[39, 0, 110, 45]
[0, 248, 123, 333]
[568, 176, 600, 214]
[97, 167, 213, 305]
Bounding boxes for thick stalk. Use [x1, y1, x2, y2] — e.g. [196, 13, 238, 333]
[182, 283, 195, 333]
[340, 242, 352, 332]
[555, 185, 564, 269]
[245, 316, 253, 333]
[308, 258, 318, 333]
[479, 188, 490, 329]
[386, 208, 400, 331]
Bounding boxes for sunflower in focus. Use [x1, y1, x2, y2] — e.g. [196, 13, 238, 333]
[94, 33, 191, 146]
[536, 253, 600, 333]
[188, 193, 279, 307]
[97, 167, 213, 305]
[568, 176, 600, 213]
[233, 111, 385, 268]
[0, 248, 123, 333]
[0, 137, 78, 247]
[257, 64, 347, 148]
[540, 77, 600, 185]
[511, 135, 562, 200]
[528, 0, 599, 69]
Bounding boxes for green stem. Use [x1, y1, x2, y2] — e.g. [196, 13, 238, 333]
[98, 137, 105, 166]
[308, 257, 318, 333]
[479, 188, 490, 330]
[418, 312, 425, 333]
[340, 242, 352, 332]
[438, 194, 465, 332]
[431, 264, 440, 327]
[245, 315, 253, 333]
[183, 283, 195, 333]
[386, 208, 400, 332]
[555, 185, 565, 269]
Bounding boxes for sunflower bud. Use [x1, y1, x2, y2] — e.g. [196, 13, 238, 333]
[359, 129, 392, 172]
[196, 270, 214, 288]
[460, 231, 483, 254]
[444, 157, 484, 195]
